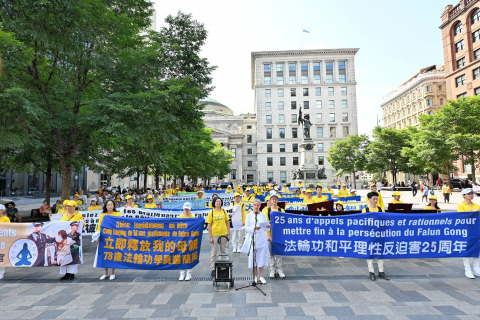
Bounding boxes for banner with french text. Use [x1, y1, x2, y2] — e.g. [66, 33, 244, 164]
[270, 211, 480, 259]
[0, 221, 84, 268]
[95, 215, 203, 270]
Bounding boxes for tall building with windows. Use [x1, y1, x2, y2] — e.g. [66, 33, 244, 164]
[251, 49, 359, 184]
[381, 65, 446, 129]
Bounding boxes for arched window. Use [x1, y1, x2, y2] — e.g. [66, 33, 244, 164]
[454, 21, 463, 36]
[472, 8, 480, 25]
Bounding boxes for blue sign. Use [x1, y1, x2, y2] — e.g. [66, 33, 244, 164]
[96, 215, 204, 270]
[335, 196, 361, 202]
[271, 211, 480, 259]
[160, 199, 205, 210]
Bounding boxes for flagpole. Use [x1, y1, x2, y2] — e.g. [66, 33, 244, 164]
[302, 27, 304, 49]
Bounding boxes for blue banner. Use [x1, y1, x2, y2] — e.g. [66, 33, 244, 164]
[335, 196, 361, 202]
[271, 211, 480, 259]
[159, 199, 205, 210]
[96, 215, 204, 269]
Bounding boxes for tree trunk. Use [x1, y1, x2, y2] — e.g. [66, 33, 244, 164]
[60, 163, 72, 200]
[143, 165, 148, 190]
[469, 152, 476, 183]
[136, 170, 140, 190]
[155, 168, 160, 190]
[352, 169, 357, 189]
[45, 157, 52, 203]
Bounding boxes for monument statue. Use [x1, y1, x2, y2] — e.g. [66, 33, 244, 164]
[317, 167, 327, 180]
[298, 107, 312, 139]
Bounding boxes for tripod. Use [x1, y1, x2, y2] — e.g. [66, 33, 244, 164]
[235, 210, 266, 296]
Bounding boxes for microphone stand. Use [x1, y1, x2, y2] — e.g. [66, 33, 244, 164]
[235, 210, 266, 296]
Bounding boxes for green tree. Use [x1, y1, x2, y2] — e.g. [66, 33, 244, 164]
[327, 134, 369, 189]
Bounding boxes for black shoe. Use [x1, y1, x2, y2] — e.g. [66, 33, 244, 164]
[211, 270, 215, 277]
[369, 272, 376, 281]
[69, 274, 75, 280]
[60, 273, 70, 281]
[378, 272, 390, 281]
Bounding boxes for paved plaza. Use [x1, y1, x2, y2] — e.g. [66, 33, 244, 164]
[2, 188, 480, 319]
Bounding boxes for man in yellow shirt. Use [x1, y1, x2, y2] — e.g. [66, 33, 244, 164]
[298, 181, 304, 189]
[153, 191, 162, 202]
[348, 189, 357, 197]
[303, 189, 317, 204]
[88, 199, 102, 211]
[125, 195, 138, 208]
[442, 182, 451, 204]
[144, 195, 157, 208]
[457, 188, 480, 279]
[390, 191, 403, 204]
[242, 188, 255, 202]
[57, 200, 69, 214]
[0, 204, 9, 279]
[370, 184, 385, 211]
[73, 194, 83, 206]
[166, 184, 174, 196]
[299, 188, 307, 199]
[282, 185, 289, 193]
[325, 185, 335, 198]
[226, 185, 233, 193]
[338, 184, 349, 198]
[235, 185, 243, 195]
[314, 186, 328, 203]
[362, 191, 389, 282]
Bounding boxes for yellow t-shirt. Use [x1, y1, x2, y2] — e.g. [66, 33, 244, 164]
[225, 189, 233, 193]
[390, 199, 404, 204]
[0, 215, 10, 223]
[88, 205, 102, 211]
[97, 211, 122, 232]
[216, 187, 222, 190]
[314, 195, 329, 203]
[424, 205, 441, 210]
[262, 206, 285, 221]
[57, 207, 67, 214]
[178, 213, 195, 218]
[362, 206, 380, 213]
[125, 204, 138, 208]
[144, 203, 157, 209]
[442, 185, 451, 194]
[338, 189, 349, 197]
[242, 194, 255, 202]
[348, 193, 356, 197]
[325, 190, 334, 197]
[166, 189, 174, 195]
[299, 194, 306, 199]
[303, 197, 316, 204]
[206, 208, 229, 236]
[60, 212, 84, 222]
[457, 201, 480, 212]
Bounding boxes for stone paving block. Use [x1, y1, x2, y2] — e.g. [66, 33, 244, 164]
[301, 306, 326, 316]
[406, 316, 461, 320]
[367, 306, 395, 315]
[285, 317, 316, 320]
[322, 306, 355, 316]
[285, 307, 305, 316]
[122, 308, 155, 318]
[33, 310, 64, 320]
[125, 293, 157, 305]
[190, 308, 220, 317]
[101, 309, 128, 319]
[256, 306, 287, 316]
[433, 306, 466, 315]
[236, 307, 257, 317]
[168, 308, 192, 317]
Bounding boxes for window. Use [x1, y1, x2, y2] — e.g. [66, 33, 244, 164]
[267, 172, 273, 183]
[303, 88, 309, 96]
[316, 100, 322, 108]
[326, 62, 333, 83]
[276, 63, 284, 85]
[318, 156, 324, 165]
[341, 87, 347, 95]
[328, 87, 334, 96]
[313, 62, 321, 83]
[278, 89, 284, 97]
[342, 100, 348, 108]
[293, 143, 298, 152]
[338, 61, 346, 83]
[329, 113, 335, 122]
[266, 128, 272, 139]
[280, 171, 287, 183]
[279, 128, 285, 138]
[279, 144, 285, 152]
[317, 127, 323, 138]
[456, 74, 466, 87]
[292, 128, 298, 139]
[457, 92, 467, 99]
[440, 98, 444, 105]
[343, 126, 349, 137]
[248, 161, 252, 167]
[247, 135, 252, 143]
[291, 101, 297, 110]
[291, 88, 296, 97]
[474, 29, 480, 43]
[291, 114, 297, 123]
[427, 99, 432, 106]
[280, 157, 286, 166]
[304, 101, 309, 109]
[456, 40, 464, 52]
[231, 169, 236, 180]
[278, 101, 284, 110]
[329, 100, 335, 108]
[231, 148, 236, 158]
[454, 21, 463, 36]
[456, 57, 465, 69]
[278, 114, 285, 124]
[289, 63, 296, 84]
[317, 143, 324, 152]
[267, 157, 273, 166]
[301, 63, 308, 84]
[438, 85, 443, 91]
[316, 114, 322, 123]
[426, 86, 432, 92]
[247, 148, 252, 155]
[474, 67, 480, 80]
[475, 49, 480, 60]
[264, 64, 271, 85]
[267, 144, 272, 152]
[266, 115, 272, 124]
[265, 89, 271, 98]
[330, 127, 336, 137]
[293, 157, 299, 165]
[342, 113, 348, 122]
[476, 87, 480, 96]
[265, 102, 271, 111]
[473, 8, 480, 25]
[316, 88, 321, 96]
[247, 125, 252, 129]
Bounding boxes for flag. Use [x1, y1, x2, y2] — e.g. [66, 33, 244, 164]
[303, 29, 310, 33]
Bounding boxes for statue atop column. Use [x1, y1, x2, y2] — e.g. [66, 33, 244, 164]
[298, 107, 312, 140]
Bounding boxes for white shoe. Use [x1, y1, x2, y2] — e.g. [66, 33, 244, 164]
[269, 270, 275, 278]
[232, 246, 237, 253]
[254, 276, 258, 283]
[259, 277, 267, 284]
[109, 275, 115, 280]
[179, 272, 186, 281]
[277, 271, 286, 278]
[100, 274, 108, 280]
[465, 268, 475, 279]
[473, 267, 480, 277]
[0, 274, 3, 280]
[185, 273, 192, 281]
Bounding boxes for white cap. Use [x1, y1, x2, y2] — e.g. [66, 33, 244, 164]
[349, 189, 356, 193]
[183, 202, 192, 210]
[270, 192, 279, 199]
[302, 188, 307, 191]
[462, 188, 474, 195]
[0, 204, 5, 210]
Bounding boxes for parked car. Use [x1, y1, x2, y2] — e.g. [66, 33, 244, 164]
[450, 179, 465, 189]
[219, 182, 233, 189]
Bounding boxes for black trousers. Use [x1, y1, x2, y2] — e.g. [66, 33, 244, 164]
[412, 188, 417, 197]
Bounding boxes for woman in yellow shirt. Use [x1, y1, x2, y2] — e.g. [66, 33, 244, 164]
[442, 182, 451, 204]
[96, 200, 122, 280]
[303, 189, 317, 204]
[206, 197, 230, 277]
[390, 191, 403, 204]
[0, 204, 8, 279]
[88, 199, 102, 211]
[57, 200, 69, 214]
[125, 195, 138, 208]
[338, 184, 349, 198]
[59, 200, 84, 280]
[178, 202, 195, 281]
[424, 195, 441, 211]
[144, 195, 157, 209]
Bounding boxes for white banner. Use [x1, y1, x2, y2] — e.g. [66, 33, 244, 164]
[162, 193, 235, 208]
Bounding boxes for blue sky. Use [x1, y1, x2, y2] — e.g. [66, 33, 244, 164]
[153, 0, 454, 135]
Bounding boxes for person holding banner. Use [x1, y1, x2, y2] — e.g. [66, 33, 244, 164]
[457, 188, 480, 279]
[335, 201, 345, 211]
[125, 195, 138, 208]
[370, 184, 385, 210]
[325, 185, 335, 198]
[231, 193, 246, 253]
[0, 204, 9, 279]
[144, 195, 157, 209]
[362, 192, 389, 281]
[58, 201, 84, 280]
[338, 184, 349, 198]
[206, 197, 230, 277]
[242, 188, 255, 202]
[266, 193, 285, 278]
[424, 195, 441, 211]
[226, 185, 233, 193]
[314, 186, 328, 203]
[97, 200, 122, 280]
[295, 189, 302, 198]
[390, 191, 403, 204]
[88, 199, 102, 211]
[303, 189, 317, 204]
[178, 202, 195, 281]
[57, 200, 69, 214]
[348, 189, 357, 197]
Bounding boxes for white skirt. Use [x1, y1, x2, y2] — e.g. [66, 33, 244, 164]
[59, 264, 78, 275]
[242, 232, 270, 268]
